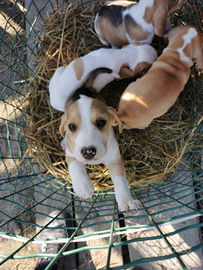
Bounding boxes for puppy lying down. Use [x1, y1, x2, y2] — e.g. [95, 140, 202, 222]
[117, 25, 203, 129]
[58, 68, 142, 212]
[49, 43, 157, 112]
[94, 0, 185, 48]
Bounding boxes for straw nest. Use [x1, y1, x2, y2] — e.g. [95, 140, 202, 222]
[24, 0, 203, 190]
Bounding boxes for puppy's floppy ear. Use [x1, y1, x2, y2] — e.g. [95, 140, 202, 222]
[107, 107, 123, 134]
[59, 114, 67, 138]
[153, 0, 170, 36]
[153, 6, 168, 36]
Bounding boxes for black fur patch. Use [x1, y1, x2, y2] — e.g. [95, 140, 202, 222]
[65, 87, 103, 110]
[125, 14, 138, 31]
[65, 67, 113, 109]
[98, 3, 136, 27]
[98, 5, 124, 27]
[70, 87, 101, 103]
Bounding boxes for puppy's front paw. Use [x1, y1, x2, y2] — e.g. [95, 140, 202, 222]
[118, 198, 142, 214]
[73, 179, 94, 199]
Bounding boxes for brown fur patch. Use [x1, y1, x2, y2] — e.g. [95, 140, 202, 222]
[96, 17, 128, 47]
[90, 99, 111, 147]
[183, 43, 193, 62]
[143, 6, 154, 24]
[167, 27, 185, 48]
[91, 99, 112, 148]
[90, 99, 123, 144]
[168, 0, 186, 12]
[72, 58, 84, 81]
[192, 29, 203, 69]
[119, 63, 134, 79]
[63, 101, 82, 153]
[107, 107, 123, 133]
[168, 0, 177, 11]
[91, 99, 109, 119]
[125, 14, 151, 41]
[117, 25, 197, 129]
[118, 61, 152, 79]
[152, 0, 186, 36]
[181, 28, 203, 68]
[133, 61, 152, 75]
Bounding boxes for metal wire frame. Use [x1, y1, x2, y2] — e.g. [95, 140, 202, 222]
[0, 172, 203, 268]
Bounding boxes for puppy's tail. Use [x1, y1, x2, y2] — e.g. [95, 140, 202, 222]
[65, 68, 120, 109]
[78, 67, 120, 89]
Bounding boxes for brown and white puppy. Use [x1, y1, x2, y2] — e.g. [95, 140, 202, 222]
[117, 25, 203, 129]
[94, 0, 186, 48]
[49, 43, 157, 112]
[59, 68, 141, 212]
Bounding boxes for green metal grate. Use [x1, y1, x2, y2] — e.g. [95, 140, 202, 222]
[0, 0, 203, 269]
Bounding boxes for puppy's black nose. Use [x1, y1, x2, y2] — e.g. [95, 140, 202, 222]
[81, 146, 96, 159]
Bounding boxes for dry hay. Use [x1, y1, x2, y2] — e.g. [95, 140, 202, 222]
[23, 0, 203, 190]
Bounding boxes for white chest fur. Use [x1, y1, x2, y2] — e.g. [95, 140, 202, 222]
[177, 28, 197, 63]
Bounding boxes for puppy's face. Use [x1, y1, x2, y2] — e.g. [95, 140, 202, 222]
[59, 96, 122, 163]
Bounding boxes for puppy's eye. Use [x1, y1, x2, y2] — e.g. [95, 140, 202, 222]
[96, 119, 106, 129]
[69, 124, 76, 132]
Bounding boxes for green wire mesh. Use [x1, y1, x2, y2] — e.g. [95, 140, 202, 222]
[0, 0, 203, 269]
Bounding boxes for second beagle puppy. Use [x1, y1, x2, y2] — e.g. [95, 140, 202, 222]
[94, 0, 186, 48]
[49, 43, 157, 112]
[59, 68, 142, 212]
[117, 25, 203, 129]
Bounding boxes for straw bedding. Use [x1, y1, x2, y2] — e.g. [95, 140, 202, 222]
[24, 0, 203, 190]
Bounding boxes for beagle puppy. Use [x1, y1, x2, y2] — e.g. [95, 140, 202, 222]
[94, 0, 186, 48]
[49, 43, 157, 112]
[117, 25, 203, 129]
[59, 68, 141, 212]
